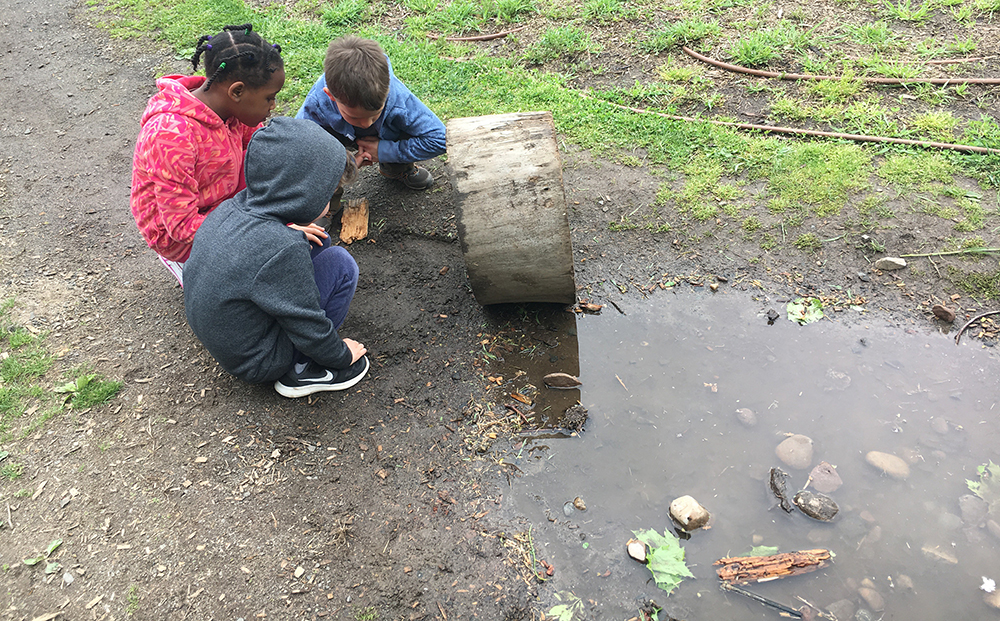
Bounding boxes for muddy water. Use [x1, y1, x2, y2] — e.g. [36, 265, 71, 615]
[496, 291, 1000, 620]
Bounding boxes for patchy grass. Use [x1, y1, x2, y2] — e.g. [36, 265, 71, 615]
[0, 300, 121, 441]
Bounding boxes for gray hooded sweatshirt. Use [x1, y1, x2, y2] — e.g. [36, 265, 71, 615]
[183, 117, 351, 384]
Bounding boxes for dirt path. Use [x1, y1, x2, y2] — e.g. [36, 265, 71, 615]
[0, 1, 535, 619]
[1, 0, 997, 619]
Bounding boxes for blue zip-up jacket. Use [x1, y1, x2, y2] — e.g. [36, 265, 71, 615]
[295, 60, 446, 164]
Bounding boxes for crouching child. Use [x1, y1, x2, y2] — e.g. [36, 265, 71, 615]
[183, 117, 369, 398]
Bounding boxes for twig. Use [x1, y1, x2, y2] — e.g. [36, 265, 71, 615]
[608, 299, 626, 315]
[683, 45, 1000, 85]
[427, 26, 526, 42]
[955, 310, 1000, 345]
[901, 247, 1000, 258]
[927, 255, 942, 279]
[720, 582, 802, 618]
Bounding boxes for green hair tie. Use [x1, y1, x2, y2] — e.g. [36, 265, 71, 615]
[218, 61, 226, 70]
[245, 28, 250, 35]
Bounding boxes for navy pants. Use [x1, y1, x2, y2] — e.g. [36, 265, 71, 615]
[292, 239, 358, 364]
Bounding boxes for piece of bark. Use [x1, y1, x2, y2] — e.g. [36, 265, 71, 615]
[714, 549, 831, 584]
[339, 198, 369, 245]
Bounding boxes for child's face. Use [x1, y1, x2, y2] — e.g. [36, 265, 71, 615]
[233, 68, 285, 127]
[323, 88, 384, 129]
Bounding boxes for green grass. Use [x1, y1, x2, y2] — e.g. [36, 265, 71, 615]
[85, 0, 998, 272]
[638, 19, 720, 53]
[523, 25, 596, 63]
[0, 300, 121, 441]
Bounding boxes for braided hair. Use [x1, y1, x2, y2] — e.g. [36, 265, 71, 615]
[191, 24, 284, 91]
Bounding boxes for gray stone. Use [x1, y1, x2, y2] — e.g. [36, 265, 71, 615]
[776, 434, 814, 470]
[669, 495, 710, 531]
[858, 587, 885, 612]
[938, 511, 963, 531]
[809, 461, 843, 493]
[826, 599, 855, 621]
[735, 408, 757, 428]
[865, 451, 910, 479]
[959, 494, 988, 527]
[874, 257, 907, 271]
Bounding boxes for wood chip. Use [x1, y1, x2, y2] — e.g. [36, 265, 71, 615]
[85, 595, 104, 609]
[339, 198, 369, 244]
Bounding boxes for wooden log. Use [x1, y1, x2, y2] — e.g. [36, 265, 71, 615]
[339, 197, 369, 245]
[714, 549, 831, 585]
[445, 111, 576, 305]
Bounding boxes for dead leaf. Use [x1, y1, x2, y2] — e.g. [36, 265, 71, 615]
[543, 373, 582, 389]
[510, 392, 532, 405]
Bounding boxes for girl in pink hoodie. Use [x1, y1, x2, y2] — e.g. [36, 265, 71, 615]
[131, 24, 323, 286]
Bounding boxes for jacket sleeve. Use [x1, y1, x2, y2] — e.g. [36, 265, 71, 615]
[250, 245, 353, 370]
[377, 91, 447, 164]
[132, 116, 210, 259]
[295, 75, 343, 135]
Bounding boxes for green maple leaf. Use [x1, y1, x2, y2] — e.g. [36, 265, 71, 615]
[967, 461, 1000, 516]
[633, 528, 694, 595]
[786, 298, 824, 325]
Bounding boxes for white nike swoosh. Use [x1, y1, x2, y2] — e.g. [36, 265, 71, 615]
[300, 370, 334, 383]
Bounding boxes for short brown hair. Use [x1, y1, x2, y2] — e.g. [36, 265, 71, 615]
[323, 36, 390, 111]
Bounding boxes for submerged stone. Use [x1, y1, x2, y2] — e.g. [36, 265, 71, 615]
[793, 490, 839, 521]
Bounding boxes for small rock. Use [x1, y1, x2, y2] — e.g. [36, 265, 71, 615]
[669, 495, 711, 531]
[895, 574, 915, 592]
[858, 587, 885, 612]
[543, 372, 581, 389]
[776, 434, 814, 470]
[794, 490, 839, 521]
[735, 408, 757, 428]
[865, 451, 910, 479]
[855, 608, 875, 621]
[573, 497, 586, 511]
[766, 308, 779, 325]
[562, 502, 574, 517]
[959, 494, 988, 527]
[626, 538, 647, 563]
[938, 511, 963, 531]
[987, 519, 1000, 541]
[62, 571, 74, 586]
[932, 304, 956, 322]
[808, 461, 842, 493]
[294, 566, 305, 578]
[921, 543, 958, 564]
[929, 416, 950, 434]
[874, 257, 907, 271]
[826, 599, 855, 621]
[985, 589, 1000, 610]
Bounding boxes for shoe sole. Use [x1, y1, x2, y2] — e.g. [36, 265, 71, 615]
[274, 357, 370, 398]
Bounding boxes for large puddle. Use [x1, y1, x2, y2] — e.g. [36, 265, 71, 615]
[493, 290, 999, 620]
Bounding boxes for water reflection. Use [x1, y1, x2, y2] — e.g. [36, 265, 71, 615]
[494, 291, 999, 620]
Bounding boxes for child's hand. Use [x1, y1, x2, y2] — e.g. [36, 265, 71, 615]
[356, 137, 379, 166]
[287, 222, 328, 246]
[343, 338, 367, 363]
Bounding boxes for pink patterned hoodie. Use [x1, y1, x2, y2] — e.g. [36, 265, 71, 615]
[130, 75, 260, 262]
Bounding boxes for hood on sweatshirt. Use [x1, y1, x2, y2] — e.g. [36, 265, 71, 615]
[141, 75, 223, 129]
[242, 117, 347, 225]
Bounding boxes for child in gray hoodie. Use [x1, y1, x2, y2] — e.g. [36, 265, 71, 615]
[183, 117, 369, 398]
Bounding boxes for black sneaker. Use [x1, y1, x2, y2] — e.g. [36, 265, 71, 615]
[273, 356, 370, 398]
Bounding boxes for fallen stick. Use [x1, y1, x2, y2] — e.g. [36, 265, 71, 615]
[955, 310, 1000, 345]
[720, 582, 802, 618]
[427, 26, 526, 42]
[715, 549, 831, 584]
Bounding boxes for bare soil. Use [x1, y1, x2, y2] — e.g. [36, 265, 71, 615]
[0, 1, 997, 620]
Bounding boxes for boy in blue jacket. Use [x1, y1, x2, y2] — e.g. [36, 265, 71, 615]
[183, 117, 369, 398]
[295, 35, 446, 193]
